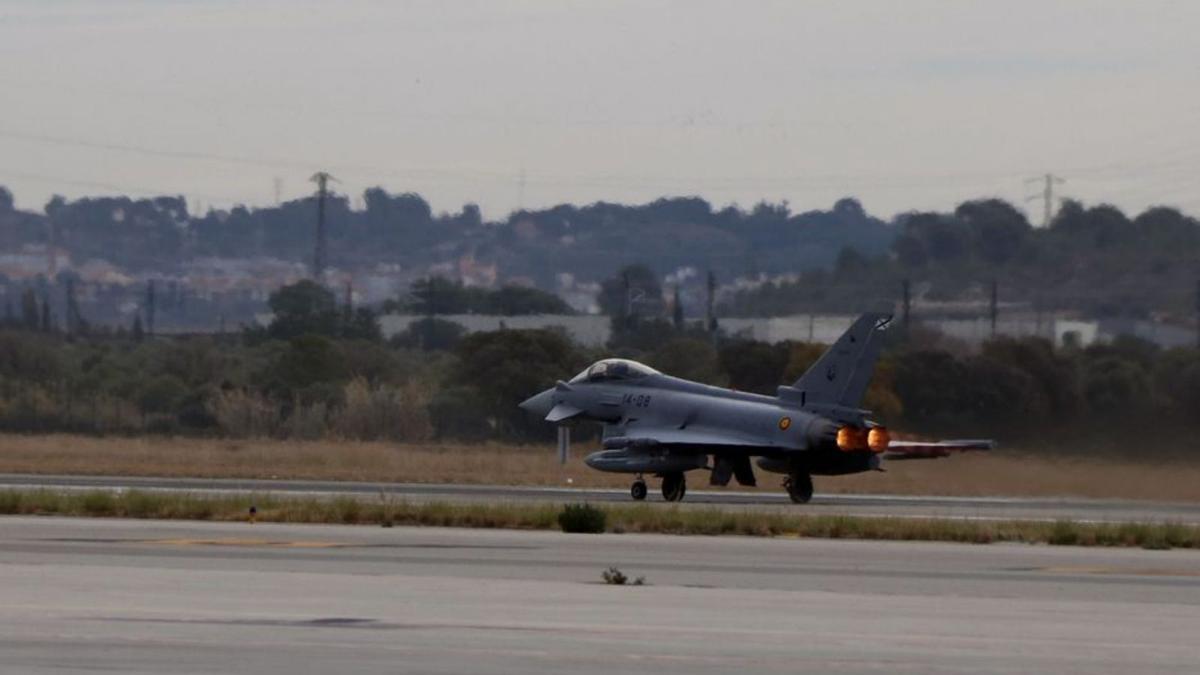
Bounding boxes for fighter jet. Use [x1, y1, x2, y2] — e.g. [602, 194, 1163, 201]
[519, 313, 992, 503]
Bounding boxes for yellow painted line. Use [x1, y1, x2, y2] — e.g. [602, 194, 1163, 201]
[144, 538, 350, 549]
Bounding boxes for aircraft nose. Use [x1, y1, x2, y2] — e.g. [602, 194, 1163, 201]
[518, 388, 555, 418]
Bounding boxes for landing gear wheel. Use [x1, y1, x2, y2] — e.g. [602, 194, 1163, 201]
[661, 473, 687, 502]
[630, 480, 648, 501]
[784, 472, 813, 504]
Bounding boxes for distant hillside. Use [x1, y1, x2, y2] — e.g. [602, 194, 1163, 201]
[0, 187, 893, 285]
[1, 184, 1197, 330]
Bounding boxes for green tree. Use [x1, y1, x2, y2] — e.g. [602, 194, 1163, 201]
[960, 355, 1047, 423]
[264, 281, 379, 342]
[647, 338, 724, 385]
[609, 317, 683, 352]
[1155, 348, 1200, 415]
[39, 298, 51, 333]
[270, 334, 348, 395]
[981, 337, 1082, 418]
[267, 280, 339, 339]
[341, 307, 383, 341]
[391, 317, 466, 351]
[0, 331, 62, 381]
[407, 277, 472, 315]
[427, 385, 492, 440]
[20, 289, 38, 331]
[955, 199, 1031, 265]
[781, 342, 827, 383]
[137, 374, 188, 415]
[483, 285, 574, 315]
[901, 213, 969, 263]
[719, 341, 789, 394]
[1083, 356, 1152, 416]
[449, 329, 587, 439]
[892, 349, 968, 425]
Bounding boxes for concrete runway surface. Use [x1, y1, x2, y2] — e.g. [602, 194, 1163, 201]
[2, 517, 1199, 674]
[2, 473, 1199, 524]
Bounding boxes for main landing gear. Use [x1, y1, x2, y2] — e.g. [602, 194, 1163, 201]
[661, 472, 686, 502]
[629, 472, 687, 502]
[783, 471, 813, 504]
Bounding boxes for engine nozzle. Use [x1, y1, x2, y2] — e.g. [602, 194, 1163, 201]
[836, 426, 868, 452]
[867, 427, 891, 453]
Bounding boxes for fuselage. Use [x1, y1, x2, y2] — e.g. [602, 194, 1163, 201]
[518, 359, 873, 477]
[575, 372, 826, 452]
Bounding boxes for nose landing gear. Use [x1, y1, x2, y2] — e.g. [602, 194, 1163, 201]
[630, 477, 648, 501]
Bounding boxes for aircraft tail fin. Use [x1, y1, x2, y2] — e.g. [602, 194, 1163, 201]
[792, 313, 891, 408]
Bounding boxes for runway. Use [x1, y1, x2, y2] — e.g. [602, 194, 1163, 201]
[2, 472, 1199, 524]
[1, 516, 1199, 674]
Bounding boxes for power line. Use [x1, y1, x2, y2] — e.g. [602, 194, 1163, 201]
[0, 128, 512, 182]
[0, 167, 243, 205]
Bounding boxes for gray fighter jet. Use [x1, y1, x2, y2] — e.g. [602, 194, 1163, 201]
[519, 313, 992, 503]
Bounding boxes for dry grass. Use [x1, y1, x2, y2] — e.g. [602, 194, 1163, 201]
[0, 433, 1197, 502]
[1, 489, 1197, 549]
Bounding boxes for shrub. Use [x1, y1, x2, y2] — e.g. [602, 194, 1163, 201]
[208, 389, 280, 438]
[283, 400, 328, 440]
[558, 503, 607, 533]
[334, 378, 433, 441]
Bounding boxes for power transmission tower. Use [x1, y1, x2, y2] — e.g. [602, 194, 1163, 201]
[310, 171, 337, 278]
[273, 177, 283, 206]
[1025, 173, 1066, 227]
[901, 279, 911, 330]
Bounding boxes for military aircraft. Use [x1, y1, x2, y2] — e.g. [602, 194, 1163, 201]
[519, 313, 992, 503]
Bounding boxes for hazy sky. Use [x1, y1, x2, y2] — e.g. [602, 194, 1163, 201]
[2, 0, 1199, 221]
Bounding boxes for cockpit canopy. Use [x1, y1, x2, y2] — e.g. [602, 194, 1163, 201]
[569, 358, 660, 383]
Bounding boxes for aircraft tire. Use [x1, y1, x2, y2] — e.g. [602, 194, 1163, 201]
[785, 472, 813, 504]
[661, 473, 686, 502]
[630, 480, 648, 501]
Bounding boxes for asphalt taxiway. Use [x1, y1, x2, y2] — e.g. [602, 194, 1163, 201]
[2, 473, 1199, 524]
[1, 516, 1198, 674]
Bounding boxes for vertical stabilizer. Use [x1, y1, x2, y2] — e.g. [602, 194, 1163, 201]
[792, 313, 891, 408]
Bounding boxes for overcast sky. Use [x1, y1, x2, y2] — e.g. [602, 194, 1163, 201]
[2, 0, 1199, 221]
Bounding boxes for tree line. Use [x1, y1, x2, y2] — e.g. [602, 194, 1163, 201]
[0, 281, 1193, 453]
[5, 183, 1200, 325]
[725, 198, 1200, 320]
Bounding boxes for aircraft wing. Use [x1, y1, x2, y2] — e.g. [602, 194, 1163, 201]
[882, 439, 995, 460]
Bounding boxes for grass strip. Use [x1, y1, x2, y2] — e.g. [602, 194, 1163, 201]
[1, 489, 1197, 550]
